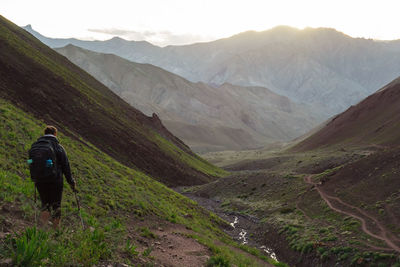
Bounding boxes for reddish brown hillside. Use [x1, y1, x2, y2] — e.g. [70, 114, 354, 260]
[0, 15, 220, 186]
[292, 77, 400, 151]
[316, 148, 400, 251]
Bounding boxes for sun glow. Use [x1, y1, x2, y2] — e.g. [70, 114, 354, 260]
[1, 0, 400, 46]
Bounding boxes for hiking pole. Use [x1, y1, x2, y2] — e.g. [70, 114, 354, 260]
[73, 190, 84, 229]
[34, 184, 38, 226]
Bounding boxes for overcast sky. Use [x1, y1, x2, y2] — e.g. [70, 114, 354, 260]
[1, 0, 400, 46]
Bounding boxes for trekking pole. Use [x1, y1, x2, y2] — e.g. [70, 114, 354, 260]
[34, 184, 38, 226]
[73, 190, 85, 229]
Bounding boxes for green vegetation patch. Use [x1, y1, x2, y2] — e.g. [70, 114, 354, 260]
[0, 98, 270, 266]
[153, 133, 229, 177]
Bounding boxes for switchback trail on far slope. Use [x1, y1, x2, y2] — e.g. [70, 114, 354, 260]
[304, 175, 400, 253]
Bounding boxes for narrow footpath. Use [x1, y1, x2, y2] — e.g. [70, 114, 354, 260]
[304, 175, 400, 253]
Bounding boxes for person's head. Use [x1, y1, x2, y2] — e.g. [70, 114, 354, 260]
[44, 125, 57, 136]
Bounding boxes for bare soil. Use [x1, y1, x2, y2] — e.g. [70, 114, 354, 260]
[124, 217, 212, 267]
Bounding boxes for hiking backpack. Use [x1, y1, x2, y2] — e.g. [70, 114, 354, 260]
[28, 139, 58, 182]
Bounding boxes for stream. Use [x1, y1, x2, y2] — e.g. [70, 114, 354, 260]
[176, 190, 280, 263]
[229, 216, 278, 261]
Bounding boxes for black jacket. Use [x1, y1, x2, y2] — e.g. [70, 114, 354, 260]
[36, 135, 74, 185]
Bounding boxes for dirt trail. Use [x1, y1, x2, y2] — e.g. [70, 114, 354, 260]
[304, 175, 400, 253]
[148, 225, 211, 267]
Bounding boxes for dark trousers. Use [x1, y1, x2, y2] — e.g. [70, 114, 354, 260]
[35, 182, 63, 218]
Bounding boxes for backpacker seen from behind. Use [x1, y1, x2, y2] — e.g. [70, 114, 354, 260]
[28, 139, 58, 182]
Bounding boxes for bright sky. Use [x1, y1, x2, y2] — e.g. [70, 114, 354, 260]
[1, 0, 400, 46]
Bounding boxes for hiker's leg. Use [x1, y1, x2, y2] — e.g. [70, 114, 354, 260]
[49, 183, 63, 229]
[51, 216, 61, 229]
[36, 183, 51, 226]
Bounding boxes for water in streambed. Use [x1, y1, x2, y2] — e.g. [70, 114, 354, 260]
[230, 216, 278, 261]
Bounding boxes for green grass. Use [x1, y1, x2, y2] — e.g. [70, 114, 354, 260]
[207, 255, 230, 267]
[139, 227, 157, 239]
[0, 98, 271, 266]
[124, 240, 139, 257]
[8, 227, 50, 266]
[153, 133, 229, 177]
[3, 223, 122, 266]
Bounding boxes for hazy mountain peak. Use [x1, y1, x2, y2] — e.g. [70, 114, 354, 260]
[302, 26, 352, 39]
[227, 25, 299, 40]
[24, 24, 33, 30]
[23, 24, 42, 37]
[109, 36, 125, 42]
[63, 43, 76, 49]
[269, 25, 300, 33]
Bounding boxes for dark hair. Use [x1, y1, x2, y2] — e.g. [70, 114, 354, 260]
[44, 125, 57, 135]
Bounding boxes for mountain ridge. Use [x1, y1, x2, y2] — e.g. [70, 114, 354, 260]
[24, 24, 400, 118]
[55, 44, 320, 152]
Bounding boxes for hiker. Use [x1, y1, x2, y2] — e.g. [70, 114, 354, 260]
[28, 126, 76, 228]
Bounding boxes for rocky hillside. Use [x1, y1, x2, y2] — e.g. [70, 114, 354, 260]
[25, 25, 400, 117]
[292, 76, 400, 151]
[0, 15, 226, 186]
[55, 44, 319, 152]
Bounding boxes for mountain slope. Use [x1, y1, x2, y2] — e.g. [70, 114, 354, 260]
[0, 15, 225, 186]
[292, 76, 400, 151]
[54, 44, 319, 152]
[25, 25, 400, 117]
[0, 98, 276, 267]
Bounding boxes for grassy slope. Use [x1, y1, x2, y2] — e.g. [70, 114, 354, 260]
[0, 15, 227, 186]
[0, 98, 275, 266]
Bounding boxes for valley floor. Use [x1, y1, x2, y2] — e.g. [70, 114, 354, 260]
[190, 145, 400, 267]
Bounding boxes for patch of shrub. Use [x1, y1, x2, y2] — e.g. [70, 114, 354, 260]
[301, 242, 314, 254]
[142, 247, 153, 257]
[279, 207, 295, 214]
[320, 251, 330, 261]
[8, 227, 50, 266]
[322, 235, 337, 242]
[125, 240, 139, 256]
[207, 255, 230, 267]
[140, 227, 157, 239]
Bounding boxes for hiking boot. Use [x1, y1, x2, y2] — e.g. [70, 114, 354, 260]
[51, 217, 61, 229]
[39, 210, 50, 226]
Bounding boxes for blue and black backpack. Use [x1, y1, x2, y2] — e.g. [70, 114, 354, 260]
[28, 139, 58, 182]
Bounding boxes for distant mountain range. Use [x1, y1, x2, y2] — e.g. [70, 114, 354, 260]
[55, 45, 319, 152]
[24, 25, 400, 117]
